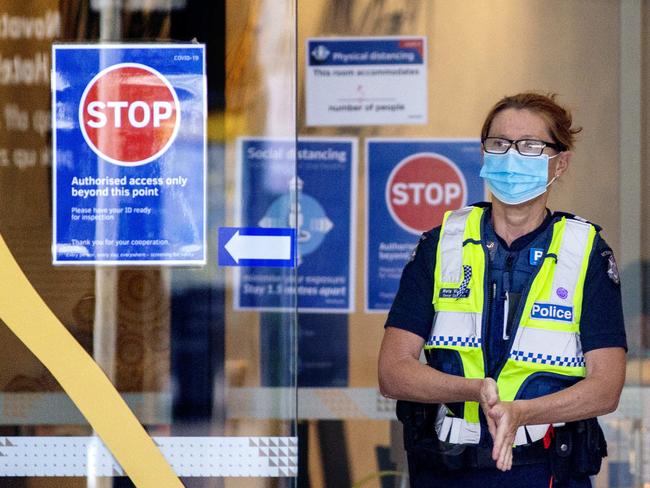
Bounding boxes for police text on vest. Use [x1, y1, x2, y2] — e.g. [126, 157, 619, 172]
[530, 303, 573, 323]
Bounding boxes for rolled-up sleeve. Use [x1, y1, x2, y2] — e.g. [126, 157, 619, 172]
[579, 235, 627, 353]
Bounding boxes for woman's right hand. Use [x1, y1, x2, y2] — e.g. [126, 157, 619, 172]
[479, 377, 499, 440]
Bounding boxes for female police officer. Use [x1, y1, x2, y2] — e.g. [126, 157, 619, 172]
[378, 92, 626, 487]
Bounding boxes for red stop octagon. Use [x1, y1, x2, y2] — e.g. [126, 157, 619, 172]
[385, 153, 467, 234]
[79, 63, 180, 166]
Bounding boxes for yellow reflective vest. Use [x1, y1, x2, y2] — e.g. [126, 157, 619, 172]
[424, 206, 596, 446]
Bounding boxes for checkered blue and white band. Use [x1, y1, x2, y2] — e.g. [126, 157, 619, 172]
[509, 325, 584, 369]
[426, 335, 481, 348]
[510, 350, 585, 367]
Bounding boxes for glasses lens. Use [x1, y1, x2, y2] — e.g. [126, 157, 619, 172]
[516, 140, 545, 156]
[484, 138, 511, 154]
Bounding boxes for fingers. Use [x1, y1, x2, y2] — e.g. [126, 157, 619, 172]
[496, 429, 514, 471]
[489, 405, 515, 471]
[479, 379, 499, 442]
[489, 407, 506, 460]
[498, 441, 513, 471]
[485, 411, 497, 440]
[481, 382, 517, 471]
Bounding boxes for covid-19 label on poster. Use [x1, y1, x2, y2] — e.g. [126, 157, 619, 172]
[235, 137, 357, 313]
[366, 139, 484, 312]
[52, 44, 206, 265]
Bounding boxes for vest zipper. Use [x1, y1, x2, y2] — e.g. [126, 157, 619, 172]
[492, 227, 554, 387]
[502, 254, 514, 340]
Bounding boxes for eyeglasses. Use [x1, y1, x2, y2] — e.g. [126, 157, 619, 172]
[482, 137, 564, 157]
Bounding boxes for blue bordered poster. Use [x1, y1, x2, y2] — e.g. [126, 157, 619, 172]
[235, 137, 357, 313]
[52, 44, 206, 265]
[366, 138, 484, 312]
[306, 36, 427, 126]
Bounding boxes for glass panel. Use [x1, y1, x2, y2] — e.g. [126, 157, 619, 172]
[295, 2, 640, 488]
[0, 0, 297, 486]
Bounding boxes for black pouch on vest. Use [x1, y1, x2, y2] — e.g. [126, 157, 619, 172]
[396, 400, 439, 449]
[571, 418, 607, 477]
[550, 418, 607, 483]
[396, 400, 472, 472]
[549, 425, 573, 483]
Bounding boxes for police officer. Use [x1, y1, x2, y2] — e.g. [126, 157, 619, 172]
[378, 92, 627, 488]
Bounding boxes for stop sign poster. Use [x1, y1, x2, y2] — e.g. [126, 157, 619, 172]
[366, 139, 484, 312]
[52, 44, 206, 265]
[235, 137, 357, 312]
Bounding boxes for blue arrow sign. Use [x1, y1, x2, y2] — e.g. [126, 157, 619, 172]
[218, 227, 296, 267]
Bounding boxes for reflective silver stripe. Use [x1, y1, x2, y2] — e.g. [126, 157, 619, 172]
[439, 207, 474, 283]
[514, 426, 528, 445]
[435, 405, 481, 444]
[514, 424, 549, 446]
[509, 325, 584, 367]
[434, 410, 545, 446]
[427, 311, 483, 345]
[549, 219, 591, 304]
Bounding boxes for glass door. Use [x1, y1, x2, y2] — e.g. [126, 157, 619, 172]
[0, 1, 298, 486]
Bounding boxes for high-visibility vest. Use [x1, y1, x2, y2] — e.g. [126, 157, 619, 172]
[424, 206, 596, 445]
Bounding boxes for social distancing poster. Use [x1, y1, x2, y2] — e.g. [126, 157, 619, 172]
[235, 137, 357, 313]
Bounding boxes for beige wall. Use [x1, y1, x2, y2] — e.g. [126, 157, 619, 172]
[300, 0, 621, 248]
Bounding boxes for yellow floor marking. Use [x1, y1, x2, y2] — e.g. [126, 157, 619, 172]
[0, 235, 183, 487]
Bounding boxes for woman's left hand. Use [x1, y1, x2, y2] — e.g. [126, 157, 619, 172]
[488, 401, 524, 471]
[485, 348, 626, 472]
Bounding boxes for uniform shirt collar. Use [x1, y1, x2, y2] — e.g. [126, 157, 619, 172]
[483, 206, 553, 252]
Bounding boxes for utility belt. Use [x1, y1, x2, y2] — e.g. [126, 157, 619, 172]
[396, 400, 607, 481]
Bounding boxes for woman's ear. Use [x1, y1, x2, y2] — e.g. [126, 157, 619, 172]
[554, 150, 572, 178]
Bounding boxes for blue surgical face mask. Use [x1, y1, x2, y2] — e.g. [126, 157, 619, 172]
[479, 150, 559, 205]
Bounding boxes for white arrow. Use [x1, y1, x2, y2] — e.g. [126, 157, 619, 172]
[224, 231, 292, 263]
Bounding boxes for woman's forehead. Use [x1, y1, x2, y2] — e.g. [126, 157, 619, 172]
[489, 108, 552, 139]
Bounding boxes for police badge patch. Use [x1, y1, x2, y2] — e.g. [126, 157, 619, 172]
[602, 250, 620, 285]
[408, 234, 427, 263]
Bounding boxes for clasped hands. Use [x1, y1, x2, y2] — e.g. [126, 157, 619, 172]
[479, 377, 523, 472]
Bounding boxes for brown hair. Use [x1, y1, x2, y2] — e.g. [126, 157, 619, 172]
[480, 92, 582, 151]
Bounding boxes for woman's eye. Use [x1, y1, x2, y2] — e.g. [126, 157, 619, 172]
[523, 140, 542, 150]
